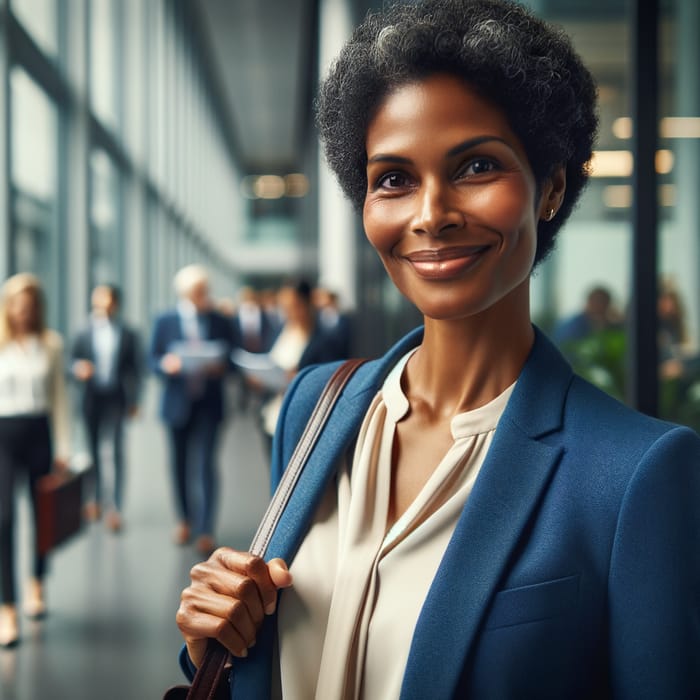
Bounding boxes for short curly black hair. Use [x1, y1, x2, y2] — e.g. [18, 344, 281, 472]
[316, 0, 599, 265]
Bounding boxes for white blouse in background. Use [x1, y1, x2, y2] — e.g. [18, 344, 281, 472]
[0, 331, 71, 459]
[277, 350, 515, 699]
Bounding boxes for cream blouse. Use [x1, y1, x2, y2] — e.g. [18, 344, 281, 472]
[276, 350, 515, 699]
[0, 330, 71, 459]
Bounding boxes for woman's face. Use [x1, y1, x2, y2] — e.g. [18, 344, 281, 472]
[363, 73, 559, 323]
[7, 289, 38, 334]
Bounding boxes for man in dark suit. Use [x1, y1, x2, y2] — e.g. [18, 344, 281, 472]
[230, 286, 276, 354]
[313, 286, 354, 360]
[71, 284, 142, 532]
[149, 264, 235, 555]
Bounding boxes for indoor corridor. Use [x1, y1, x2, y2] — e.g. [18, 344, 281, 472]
[0, 383, 271, 700]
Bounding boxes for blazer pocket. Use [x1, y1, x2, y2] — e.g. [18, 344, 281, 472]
[485, 574, 579, 630]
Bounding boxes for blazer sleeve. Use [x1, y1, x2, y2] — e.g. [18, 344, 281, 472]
[124, 327, 144, 406]
[608, 425, 700, 698]
[46, 331, 71, 461]
[70, 328, 90, 370]
[148, 314, 170, 376]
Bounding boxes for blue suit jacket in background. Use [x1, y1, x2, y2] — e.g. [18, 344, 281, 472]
[149, 309, 235, 428]
[189, 326, 700, 699]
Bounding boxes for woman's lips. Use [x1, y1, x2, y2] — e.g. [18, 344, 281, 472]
[403, 246, 490, 278]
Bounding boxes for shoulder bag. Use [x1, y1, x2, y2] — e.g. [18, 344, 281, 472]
[163, 358, 366, 700]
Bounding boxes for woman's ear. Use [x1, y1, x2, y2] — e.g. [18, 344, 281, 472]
[539, 165, 567, 222]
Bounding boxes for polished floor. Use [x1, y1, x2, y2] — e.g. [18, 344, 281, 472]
[0, 382, 271, 700]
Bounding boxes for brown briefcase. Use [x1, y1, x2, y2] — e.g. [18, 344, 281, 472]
[35, 467, 91, 556]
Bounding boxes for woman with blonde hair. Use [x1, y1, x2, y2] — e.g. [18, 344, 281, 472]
[0, 273, 70, 647]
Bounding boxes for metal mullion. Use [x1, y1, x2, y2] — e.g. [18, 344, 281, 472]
[628, 0, 659, 415]
[0, 0, 10, 279]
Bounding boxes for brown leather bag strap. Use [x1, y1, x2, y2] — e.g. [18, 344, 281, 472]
[185, 639, 230, 700]
[183, 358, 366, 700]
[249, 357, 366, 557]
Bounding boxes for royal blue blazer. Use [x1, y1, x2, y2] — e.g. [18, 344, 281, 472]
[187, 326, 700, 699]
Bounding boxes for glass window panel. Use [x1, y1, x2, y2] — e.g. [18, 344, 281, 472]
[10, 67, 56, 200]
[89, 0, 119, 129]
[9, 66, 61, 329]
[527, 2, 632, 403]
[11, 0, 58, 57]
[89, 148, 122, 287]
[657, 0, 700, 430]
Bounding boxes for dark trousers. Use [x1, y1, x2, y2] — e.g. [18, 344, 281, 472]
[84, 389, 125, 510]
[0, 415, 52, 604]
[168, 402, 220, 536]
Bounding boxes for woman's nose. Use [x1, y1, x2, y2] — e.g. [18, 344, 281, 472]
[410, 180, 464, 236]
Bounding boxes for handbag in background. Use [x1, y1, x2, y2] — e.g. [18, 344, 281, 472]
[35, 465, 92, 556]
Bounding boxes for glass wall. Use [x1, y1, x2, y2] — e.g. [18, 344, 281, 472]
[9, 65, 61, 328]
[656, 0, 700, 429]
[0, 0, 245, 338]
[524, 0, 632, 402]
[521, 0, 700, 429]
[88, 148, 122, 288]
[89, 0, 120, 133]
[11, 0, 58, 57]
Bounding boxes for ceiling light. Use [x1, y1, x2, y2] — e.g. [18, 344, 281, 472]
[254, 175, 286, 199]
[612, 117, 633, 139]
[602, 184, 676, 208]
[611, 116, 700, 139]
[589, 151, 633, 177]
[284, 173, 309, 197]
[655, 149, 674, 174]
[660, 117, 700, 138]
[589, 149, 674, 177]
[603, 185, 632, 208]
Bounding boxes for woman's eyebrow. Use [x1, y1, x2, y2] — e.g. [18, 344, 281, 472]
[367, 135, 509, 165]
[367, 154, 412, 165]
[447, 135, 507, 157]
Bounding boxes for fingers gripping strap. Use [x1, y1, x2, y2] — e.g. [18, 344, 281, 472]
[182, 359, 365, 700]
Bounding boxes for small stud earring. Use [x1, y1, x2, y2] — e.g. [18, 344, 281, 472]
[546, 208, 556, 221]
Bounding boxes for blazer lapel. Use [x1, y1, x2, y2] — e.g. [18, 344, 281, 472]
[266, 327, 423, 561]
[234, 329, 424, 698]
[400, 330, 573, 699]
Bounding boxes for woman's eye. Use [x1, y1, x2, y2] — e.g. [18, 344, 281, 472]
[458, 158, 497, 177]
[377, 172, 410, 189]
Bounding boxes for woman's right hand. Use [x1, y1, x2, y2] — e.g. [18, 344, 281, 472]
[176, 548, 293, 668]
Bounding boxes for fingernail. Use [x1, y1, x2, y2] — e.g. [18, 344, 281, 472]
[238, 649, 248, 658]
[265, 602, 276, 615]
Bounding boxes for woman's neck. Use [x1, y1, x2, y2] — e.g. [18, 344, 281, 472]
[403, 312, 533, 420]
[11, 328, 37, 344]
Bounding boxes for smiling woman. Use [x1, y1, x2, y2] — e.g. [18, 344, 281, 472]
[362, 74, 562, 328]
[173, 1, 700, 698]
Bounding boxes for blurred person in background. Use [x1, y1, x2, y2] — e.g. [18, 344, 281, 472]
[149, 265, 235, 557]
[313, 286, 354, 359]
[259, 279, 337, 453]
[71, 284, 142, 532]
[0, 273, 70, 647]
[231, 286, 276, 354]
[552, 285, 623, 345]
[656, 281, 700, 428]
[657, 280, 689, 377]
[229, 287, 278, 413]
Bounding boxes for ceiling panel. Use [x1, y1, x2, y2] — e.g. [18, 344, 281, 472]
[197, 0, 314, 174]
